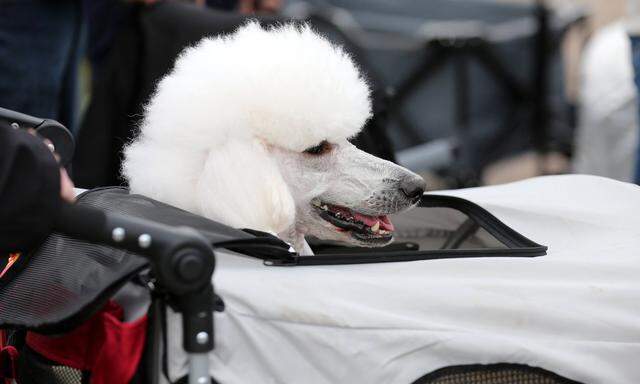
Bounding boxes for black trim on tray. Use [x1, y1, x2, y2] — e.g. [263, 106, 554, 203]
[421, 195, 542, 249]
[263, 194, 547, 266]
[69, 188, 548, 267]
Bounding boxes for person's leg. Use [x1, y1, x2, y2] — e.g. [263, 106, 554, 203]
[59, 1, 87, 137]
[631, 35, 640, 183]
[0, 0, 82, 132]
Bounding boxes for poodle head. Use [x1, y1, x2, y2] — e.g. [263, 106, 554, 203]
[123, 22, 425, 254]
[269, 140, 425, 250]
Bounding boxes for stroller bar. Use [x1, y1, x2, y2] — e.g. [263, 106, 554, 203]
[54, 203, 215, 296]
[54, 203, 216, 379]
[189, 353, 210, 384]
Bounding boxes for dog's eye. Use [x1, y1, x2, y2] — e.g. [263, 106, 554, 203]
[303, 140, 333, 156]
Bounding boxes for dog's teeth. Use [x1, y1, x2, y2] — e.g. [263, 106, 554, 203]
[321, 205, 328, 210]
[371, 221, 380, 233]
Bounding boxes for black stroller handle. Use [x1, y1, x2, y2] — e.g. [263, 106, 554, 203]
[54, 203, 215, 383]
[55, 202, 216, 297]
[0, 106, 75, 166]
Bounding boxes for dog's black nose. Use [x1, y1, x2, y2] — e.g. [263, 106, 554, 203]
[400, 175, 426, 201]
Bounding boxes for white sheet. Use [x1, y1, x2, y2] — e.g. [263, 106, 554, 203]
[164, 175, 640, 384]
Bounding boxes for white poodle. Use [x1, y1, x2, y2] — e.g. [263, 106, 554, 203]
[123, 22, 425, 255]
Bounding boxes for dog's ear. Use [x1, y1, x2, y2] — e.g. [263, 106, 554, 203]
[196, 138, 296, 234]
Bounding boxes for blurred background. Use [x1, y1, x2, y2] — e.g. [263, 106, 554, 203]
[1, 0, 637, 191]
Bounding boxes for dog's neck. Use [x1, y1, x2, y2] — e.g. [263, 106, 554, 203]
[279, 227, 313, 255]
[296, 237, 314, 255]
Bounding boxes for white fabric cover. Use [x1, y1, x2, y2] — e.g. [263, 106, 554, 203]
[164, 175, 640, 384]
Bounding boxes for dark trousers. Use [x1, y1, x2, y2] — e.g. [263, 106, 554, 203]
[631, 35, 640, 183]
[0, 0, 85, 134]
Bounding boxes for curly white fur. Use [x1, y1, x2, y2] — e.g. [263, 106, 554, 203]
[125, 22, 369, 233]
[124, 22, 424, 254]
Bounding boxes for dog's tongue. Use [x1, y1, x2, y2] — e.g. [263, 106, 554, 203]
[379, 215, 394, 231]
[353, 212, 395, 231]
[328, 205, 395, 231]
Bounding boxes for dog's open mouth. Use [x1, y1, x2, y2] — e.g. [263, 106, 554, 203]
[312, 200, 394, 244]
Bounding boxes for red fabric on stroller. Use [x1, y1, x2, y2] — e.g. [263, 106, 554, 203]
[26, 300, 146, 384]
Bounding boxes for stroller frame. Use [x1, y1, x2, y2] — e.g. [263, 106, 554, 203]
[53, 203, 216, 384]
[1, 106, 215, 384]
